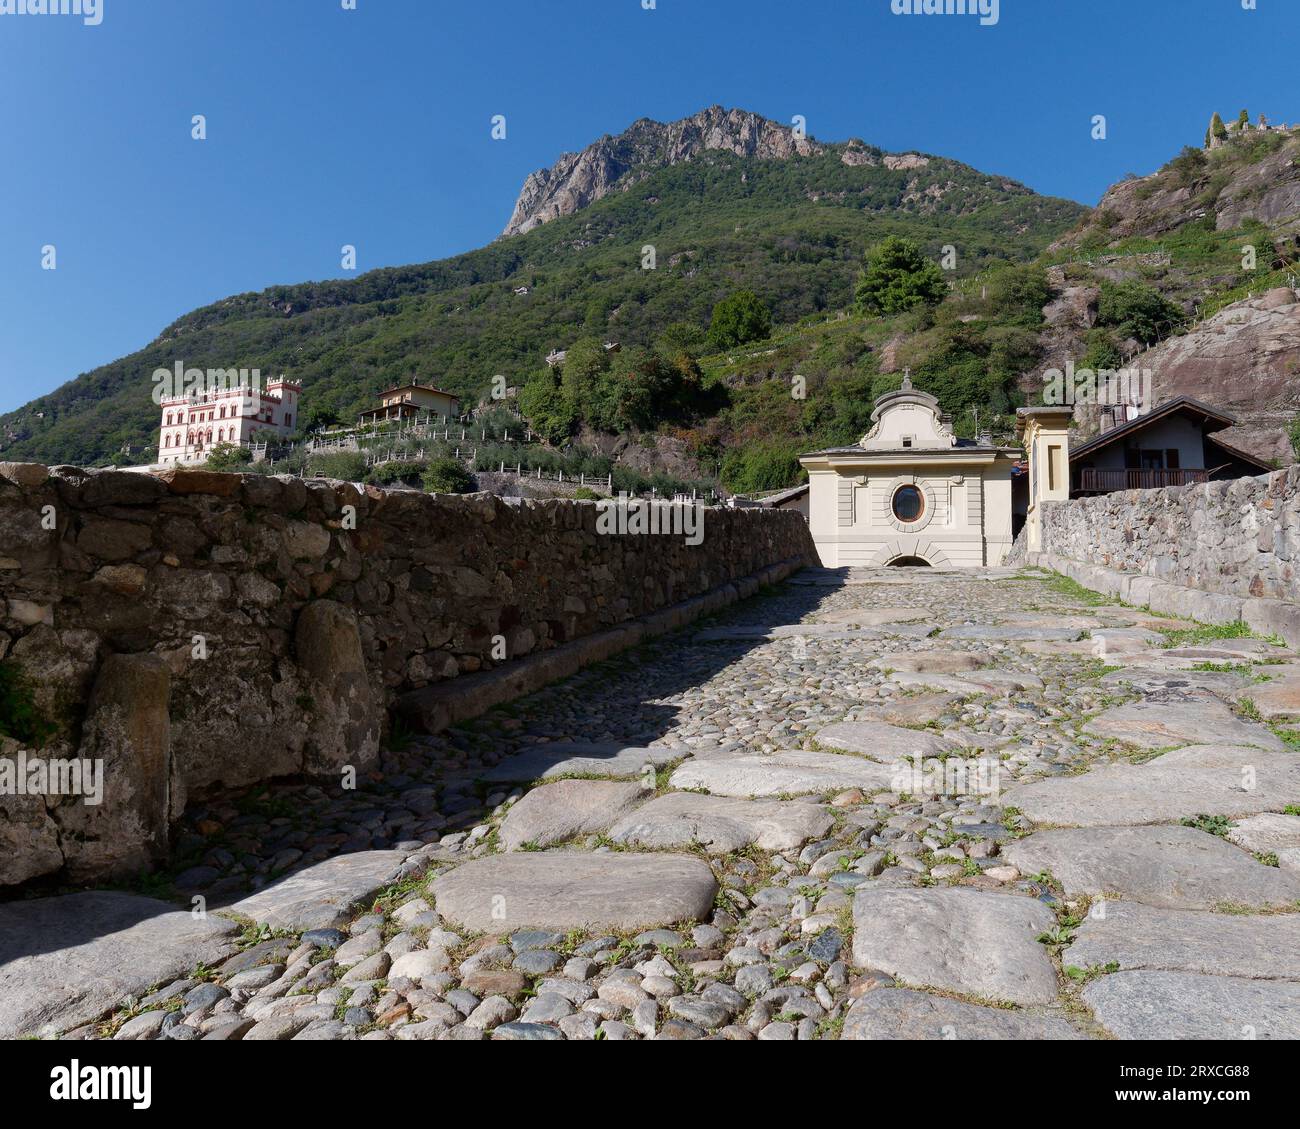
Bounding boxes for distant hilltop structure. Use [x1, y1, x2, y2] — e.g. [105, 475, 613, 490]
[1204, 109, 1297, 149]
[159, 378, 299, 467]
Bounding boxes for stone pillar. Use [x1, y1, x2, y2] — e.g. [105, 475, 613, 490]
[55, 653, 172, 880]
[1016, 408, 1074, 556]
[295, 600, 381, 777]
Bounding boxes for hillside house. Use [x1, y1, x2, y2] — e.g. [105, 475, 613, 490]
[1069, 396, 1272, 496]
[357, 382, 460, 426]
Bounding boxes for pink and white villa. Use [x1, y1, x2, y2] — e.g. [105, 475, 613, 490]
[158, 378, 301, 466]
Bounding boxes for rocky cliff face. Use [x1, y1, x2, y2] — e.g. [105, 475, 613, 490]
[1138, 287, 1300, 464]
[503, 106, 825, 237]
[1056, 130, 1300, 250]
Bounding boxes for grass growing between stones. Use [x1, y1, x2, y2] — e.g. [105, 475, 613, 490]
[1160, 620, 1282, 649]
[1182, 813, 1233, 838]
[1037, 574, 1113, 607]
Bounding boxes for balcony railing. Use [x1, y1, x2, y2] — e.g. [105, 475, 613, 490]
[1076, 467, 1210, 493]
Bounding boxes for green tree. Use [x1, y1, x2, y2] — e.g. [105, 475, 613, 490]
[422, 458, 476, 494]
[720, 442, 805, 494]
[518, 368, 576, 445]
[854, 236, 947, 316]
[558, 337, 611, 410]
[1209, 112, 1228, 143]
[204, 442, 252, 471]
[708, 290, 772, 349]
[981, 262, 1050, 325]
[1096, 280, 1183, 346]
[1237, 109, 1250, 131]
[658, 320, 708, 356]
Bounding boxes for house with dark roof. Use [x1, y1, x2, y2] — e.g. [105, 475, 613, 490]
[1069, 396, 1272, 496]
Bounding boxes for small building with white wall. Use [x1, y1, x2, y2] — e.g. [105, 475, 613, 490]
[799, 376, 1021, 567]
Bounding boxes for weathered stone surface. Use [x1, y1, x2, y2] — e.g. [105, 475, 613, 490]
[0, 892, 239, 1038]
[430, 852, 718, 933]
[1225, 812, 1300, 855]
[669, 749, 898, 798]
[1083, 971, 1300, 1040]
[1003, 744, 1300, 827]
[607, 792, 833, 854]
[696, 624, 931, 642]
[815, 720, 954, 758]
[851, 888, 1059, 1005]
[1002, 826, 1300, 909]
[53, 653, 173, 880]
[841, 988, 1082, 1040]
[479, 743, 686, 783]
[225, 850, 408, 931]
[876, 649, 990, 673]
[0, 743, 63, 885]
[886, 670, 981, 695]
[1237, 669, 1300, 720]
[1101, 667, 1251, 696]
[498, 779, 646, 851]
[938, 625, 1082, 642]
[1087, 627, 1164, 655]
[1083, 697, 1283, 751]
[295, 601, 381, 776]
[817, 607, 928, 626]
[1063, 901, 1300, 980]
[872, 692, 963, 726]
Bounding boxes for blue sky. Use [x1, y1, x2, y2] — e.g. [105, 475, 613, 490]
[1, 0, 1294, 413]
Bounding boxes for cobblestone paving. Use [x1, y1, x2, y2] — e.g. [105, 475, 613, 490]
[7, 566, 1300, 1041]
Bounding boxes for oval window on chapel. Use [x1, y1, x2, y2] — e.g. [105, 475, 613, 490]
[892, 484, 924, 523]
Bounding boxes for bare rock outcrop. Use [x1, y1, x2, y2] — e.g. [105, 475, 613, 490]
[1136, 287, 1300, 464]
[503, 106, 824, 237]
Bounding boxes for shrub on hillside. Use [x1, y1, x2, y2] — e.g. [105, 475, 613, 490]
[1096, 280, 1183, 346]
[422, 458, 476, 494]
[367, 459, 425, 486]
[721, 442, 805, 494]
[307, 451, 367, 481]
[708, 291, 772, 349]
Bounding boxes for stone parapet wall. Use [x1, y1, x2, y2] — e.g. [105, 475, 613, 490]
[0, 462, 816, 887]
[1033, 466, 1300, 645]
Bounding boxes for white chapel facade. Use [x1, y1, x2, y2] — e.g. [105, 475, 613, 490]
[799, 375, 1020, 568]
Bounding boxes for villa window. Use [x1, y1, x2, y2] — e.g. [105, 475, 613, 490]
[892, 484, 924, 523]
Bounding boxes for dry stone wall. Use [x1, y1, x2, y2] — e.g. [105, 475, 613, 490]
[1035, 466, 1300, 644]
[0, 462, 815, 887]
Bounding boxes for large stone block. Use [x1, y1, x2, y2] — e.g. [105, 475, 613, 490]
[295, 600, 380, 776]
[53, 652, 172, 880]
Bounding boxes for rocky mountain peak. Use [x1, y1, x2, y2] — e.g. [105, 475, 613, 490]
[502, 106, 824, 237]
